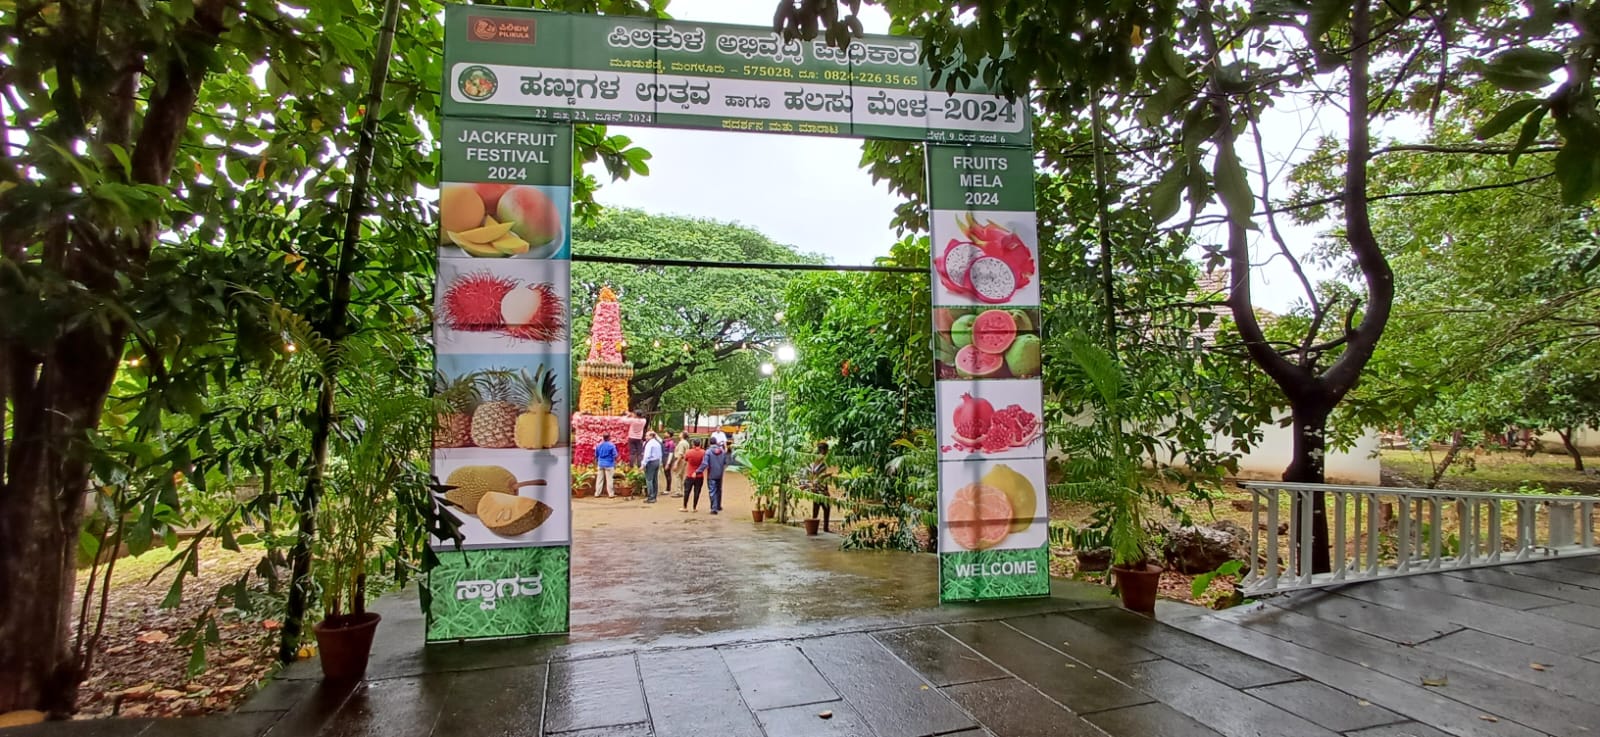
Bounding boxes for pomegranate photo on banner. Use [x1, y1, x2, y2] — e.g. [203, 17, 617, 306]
[938, 457, 1048, 553]
[933, 307, 1040, 381]
[434, 353, 569, 454]
[930, 210, 1040, 307]
[438, 181, 570, 259]
[436, 259, 570, 353]
[937, 380, 1044, 460]
[431, 451, 571, 550]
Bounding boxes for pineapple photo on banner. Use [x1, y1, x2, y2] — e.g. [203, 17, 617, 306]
[433, 353, 571, 550]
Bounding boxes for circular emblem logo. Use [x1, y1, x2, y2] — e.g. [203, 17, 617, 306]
[458, 65, 497, 101]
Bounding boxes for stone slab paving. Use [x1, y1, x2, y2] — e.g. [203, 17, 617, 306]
[12, 557, 1600, 736]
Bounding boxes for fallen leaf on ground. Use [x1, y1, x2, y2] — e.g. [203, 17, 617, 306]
[818, 710, 833, 719]
[135, 630, 170, 644]
[262, 619, 280, 631]
[1421, 676, 1448, 687]
[154, 689, 186, 700]
[0, 711, 47, 728]
[1357, 700, 1372, 707]
[1530, 663, 1548, 671]
[1479, 715, 1500, 722]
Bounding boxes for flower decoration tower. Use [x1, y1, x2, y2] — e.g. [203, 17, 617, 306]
[571, 286, 635, 466]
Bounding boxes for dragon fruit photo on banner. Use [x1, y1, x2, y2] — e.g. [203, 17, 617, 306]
[936, 380, 1044, 460]
[930, 210, 1040, 307]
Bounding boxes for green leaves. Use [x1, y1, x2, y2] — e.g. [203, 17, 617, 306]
[1478, 48, 1565, 92]
[1213, 151, 1257, 232]
[1474, 99, 1544, 140]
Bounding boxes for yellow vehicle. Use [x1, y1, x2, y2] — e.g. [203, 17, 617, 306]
[720, 411, 751, 442]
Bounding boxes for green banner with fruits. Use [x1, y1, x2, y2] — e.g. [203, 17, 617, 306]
[428, 114, 575, 641]
[928, 143, 1049, 602]
[443, 5, 1030, 145]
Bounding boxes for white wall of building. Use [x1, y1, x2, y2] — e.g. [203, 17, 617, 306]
[1221, 419, 1382, 484]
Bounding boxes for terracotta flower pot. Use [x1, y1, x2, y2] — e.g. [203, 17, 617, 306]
[803, 518, 821, 536]
[752, 509, 765, 523]
[761, 509, 774, 521]
[1111, 563, 1163, 614]
[313, 612, 382, 682]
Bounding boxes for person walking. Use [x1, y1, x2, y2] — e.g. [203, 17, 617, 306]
[661, 432, 678, 496]
[666, 432, 689, 497]
[594, 434, 619, 497]
[803, 441, 835, 532]
[680, 439, 707, 512]
[697, 439, 734, 514]
[641, 431, 663, 503]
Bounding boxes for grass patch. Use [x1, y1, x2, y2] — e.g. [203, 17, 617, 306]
[1380, 448, 1597, 494]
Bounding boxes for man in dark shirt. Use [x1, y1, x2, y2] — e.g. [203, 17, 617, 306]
[697, 440, 734, 514]
[594, 434, 619, 497]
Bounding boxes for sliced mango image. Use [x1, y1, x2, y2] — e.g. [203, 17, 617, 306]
[452, 220, 516, 244]
[492, 233, 531, 256]
[448, 231, 509, 257]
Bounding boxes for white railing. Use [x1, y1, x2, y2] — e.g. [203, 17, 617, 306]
[1239, 482, 1600, 595]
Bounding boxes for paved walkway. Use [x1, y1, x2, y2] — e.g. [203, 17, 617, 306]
[9, 518, 1600, 736]
[565, 472, 942, 645]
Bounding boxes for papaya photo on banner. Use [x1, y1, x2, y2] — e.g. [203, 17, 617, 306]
[937, 456, 1047, 553]
[936, 379, 1044, 460]
[933, 307, 1040, 381]
[435, 353, 570, 453]
[436, 259, 571, 354]
[439, 181, 571, 260]
[930, 209, 1039, 308]
[432, 449, 572, 550]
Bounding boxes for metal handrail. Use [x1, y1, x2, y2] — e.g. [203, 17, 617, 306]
[1238, 481, 1600, 596]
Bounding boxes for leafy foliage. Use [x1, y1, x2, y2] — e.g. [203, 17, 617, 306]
[570, 209, 821, 415]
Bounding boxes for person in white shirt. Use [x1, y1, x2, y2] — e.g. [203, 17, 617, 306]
[710, 428, 728, 447]
[641, 431, 663, 503]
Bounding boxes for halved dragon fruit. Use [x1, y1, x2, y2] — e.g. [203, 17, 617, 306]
[967, 256, 1018, 304]
[936, 240, 985, 295]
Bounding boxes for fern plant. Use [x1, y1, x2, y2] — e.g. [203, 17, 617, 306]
[1055, 331, 1156, 568]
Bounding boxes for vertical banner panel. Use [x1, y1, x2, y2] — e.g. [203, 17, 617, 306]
[927, 143, 1048, 602]
[430, 117, 575, 640]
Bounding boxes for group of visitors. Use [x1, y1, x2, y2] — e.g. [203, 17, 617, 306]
[591, 430, 734, 514]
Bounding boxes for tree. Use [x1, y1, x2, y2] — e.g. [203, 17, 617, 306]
[1, 0, 656, 714]
[570, 209, 821, 415]
[1309, 115, 1600, 477]
[812, 0, 1600, 572]
[783, 236, 934, 462]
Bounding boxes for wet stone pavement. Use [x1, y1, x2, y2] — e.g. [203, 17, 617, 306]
[10, 483, 1600, 736]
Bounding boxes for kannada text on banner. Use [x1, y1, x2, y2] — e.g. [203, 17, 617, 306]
[443, 6, 1030, 145]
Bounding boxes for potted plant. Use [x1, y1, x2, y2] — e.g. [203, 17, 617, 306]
[314, 373, 432, 681]
[1067, 523, 1114, 572]
[615, 464, 643, 497]
[1058, 332, 1163, 613]
[571, 464, 596, 497]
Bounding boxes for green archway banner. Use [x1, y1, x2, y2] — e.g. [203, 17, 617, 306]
[429, 5, 1044, 641]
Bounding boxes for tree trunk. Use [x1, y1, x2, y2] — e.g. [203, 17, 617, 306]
[1427, 430, 1464, 488]
[1, 332, 124, 715]
[1283, 403, 1333, 574]
[1559, 428, 1585, 472]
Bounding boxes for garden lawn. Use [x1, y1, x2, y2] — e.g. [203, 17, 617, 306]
[1380, 448, 1599, 494]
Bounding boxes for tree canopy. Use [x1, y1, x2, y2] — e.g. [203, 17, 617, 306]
[570, 209, 822, 416]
